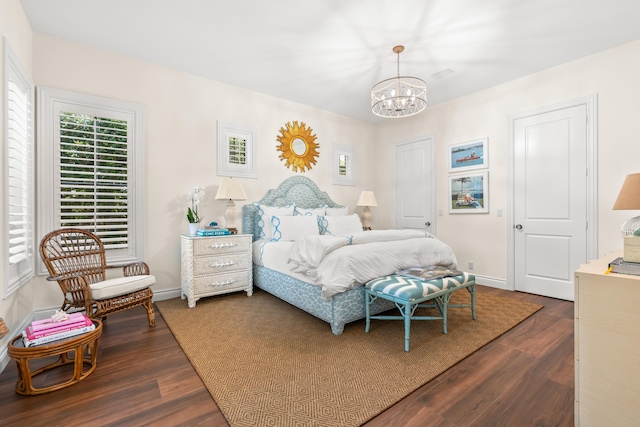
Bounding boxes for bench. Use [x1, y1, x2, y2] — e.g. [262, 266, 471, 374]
[365, 273, 476, 351]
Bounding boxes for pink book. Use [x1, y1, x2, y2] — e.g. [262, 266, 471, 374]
[31, 312, 86, 332]
[25, 316, 93, 340]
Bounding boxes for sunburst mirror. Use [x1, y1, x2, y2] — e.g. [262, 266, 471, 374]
[276, 121, 319, 173]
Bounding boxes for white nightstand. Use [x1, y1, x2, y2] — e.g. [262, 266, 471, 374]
[180, 234, 253, 308]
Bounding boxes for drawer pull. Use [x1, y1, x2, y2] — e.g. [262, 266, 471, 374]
[209, 279, 236, 287]
[210, 242, 237, 249]
[210, 261, 235, 268]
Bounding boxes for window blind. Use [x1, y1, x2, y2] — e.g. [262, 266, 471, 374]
[4, 41, 35, 295]
[58, 112, 129, 249]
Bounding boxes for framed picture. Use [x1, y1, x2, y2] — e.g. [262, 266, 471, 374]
[448, 137, 488, 172]
[217, 121, 258, 178]
[448, 171, 489, 214]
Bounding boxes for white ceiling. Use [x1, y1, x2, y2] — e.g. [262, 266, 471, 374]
[19, 0, 640, 123]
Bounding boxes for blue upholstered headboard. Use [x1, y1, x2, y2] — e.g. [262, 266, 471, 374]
[242, 176, 343, 241]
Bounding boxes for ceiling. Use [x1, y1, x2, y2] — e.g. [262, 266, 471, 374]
[19, 0, 640, 123]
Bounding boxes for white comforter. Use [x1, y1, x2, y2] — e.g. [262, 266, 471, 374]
[285, 230, 457, 298]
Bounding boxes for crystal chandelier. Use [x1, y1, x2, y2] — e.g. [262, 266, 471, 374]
[371, 45, 427, 118]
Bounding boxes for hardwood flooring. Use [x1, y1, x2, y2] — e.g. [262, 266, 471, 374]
[0, 286, 574, 426]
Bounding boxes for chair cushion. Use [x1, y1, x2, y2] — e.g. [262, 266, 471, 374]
[90, 275, 156, 300]
[366, 273, 474, 302]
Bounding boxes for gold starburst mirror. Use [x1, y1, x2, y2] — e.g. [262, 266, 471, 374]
[276, 121, 319, 173]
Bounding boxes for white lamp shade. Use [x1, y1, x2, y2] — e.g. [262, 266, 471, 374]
[215, 177, 247, 200]
[356, 191, 378, 207]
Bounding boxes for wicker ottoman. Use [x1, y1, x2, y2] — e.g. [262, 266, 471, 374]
[365, 273, 476, 351]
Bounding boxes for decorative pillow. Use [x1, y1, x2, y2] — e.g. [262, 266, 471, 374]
[271, 215, 320, 241]
[325, 206, 349, 216]
[256, 204, 295, 239]
[321, 214, 363, 235]
[295, 207, 325, 217]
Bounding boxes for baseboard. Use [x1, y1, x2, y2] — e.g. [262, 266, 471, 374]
[473, 274, 510, 290]
[0, 287, 183, 375]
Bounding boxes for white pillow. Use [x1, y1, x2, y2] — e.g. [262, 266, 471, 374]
[322, 214, 363, 235]
[271, 215, 319, 241]
[325, 206, 349, 216]
[295, 207, 325, 217]
[257, 204, 294, 239]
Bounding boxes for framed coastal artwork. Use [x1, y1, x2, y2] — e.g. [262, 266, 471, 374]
[448, 171, 489, 214]
[448, 137, 488, 173]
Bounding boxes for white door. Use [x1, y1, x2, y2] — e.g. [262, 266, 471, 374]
[395, 136, 435, 233]
[512, 104, 590, 300]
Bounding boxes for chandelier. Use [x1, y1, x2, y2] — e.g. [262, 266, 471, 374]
[371, 45, 427, 118]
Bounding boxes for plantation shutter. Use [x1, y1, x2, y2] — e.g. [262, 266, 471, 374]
[58, 113, 130, 249]
[4, 41, 35, 294]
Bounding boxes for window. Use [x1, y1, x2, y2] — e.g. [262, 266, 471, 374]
[332, 144, 356, 186]
[217, 121, 258, 178]
[37, 87, 144, 271]
[3, 39, 35, 297]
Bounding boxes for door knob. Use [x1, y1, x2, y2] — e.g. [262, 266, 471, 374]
[515, 224, 523, 230]
[425, 222, 431, 227]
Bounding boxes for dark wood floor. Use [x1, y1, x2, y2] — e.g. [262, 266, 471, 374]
[0, 286, 574, 427]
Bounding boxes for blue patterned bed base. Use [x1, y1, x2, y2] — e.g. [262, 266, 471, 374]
[243, 176, 395, 335]
[254, 265, 395, 334]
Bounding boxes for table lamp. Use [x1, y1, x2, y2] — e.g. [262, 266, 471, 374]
[613, 173, 640, 262]
[356, 190, 378, 230]
[215, 177, 247, 234]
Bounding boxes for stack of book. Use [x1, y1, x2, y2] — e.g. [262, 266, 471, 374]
[608, 257, 640, 276]
[22, 313, 95, 347]
[197, 228, 230, 236]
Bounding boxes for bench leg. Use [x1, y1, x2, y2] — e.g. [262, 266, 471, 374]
[404, 302, 411, 352]
[469, 283, 477, 320]
[365, 291, 372, 333]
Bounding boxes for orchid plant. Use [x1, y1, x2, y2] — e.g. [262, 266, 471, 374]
[187, 186, 205, 223]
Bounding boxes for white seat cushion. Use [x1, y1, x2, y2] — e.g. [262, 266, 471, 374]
[90, 275, 156, 300]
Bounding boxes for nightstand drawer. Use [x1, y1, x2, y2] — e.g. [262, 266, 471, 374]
[192, 270, 252, 294]
[193, 253, 252, 276]
[193, 235, 250, 256]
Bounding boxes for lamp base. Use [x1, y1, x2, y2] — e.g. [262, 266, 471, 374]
[624, 236, 640, 263]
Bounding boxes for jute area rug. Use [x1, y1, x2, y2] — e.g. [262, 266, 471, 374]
[156, 289, 542, 427]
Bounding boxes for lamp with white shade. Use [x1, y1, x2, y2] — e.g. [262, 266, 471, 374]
[613, 172, 640, 262]
[215, 177, 247, 234]
[356, 190, 378, 231]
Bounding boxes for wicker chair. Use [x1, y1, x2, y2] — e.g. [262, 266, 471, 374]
[40, 228, 156, 326]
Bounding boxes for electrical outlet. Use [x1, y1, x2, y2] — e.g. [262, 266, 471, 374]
[468, 261, 474, 270]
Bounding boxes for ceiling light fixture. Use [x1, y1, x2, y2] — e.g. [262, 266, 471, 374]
[371, 45, 427, 118]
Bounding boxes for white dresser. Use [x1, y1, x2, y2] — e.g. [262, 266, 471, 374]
[180, 234, 253, 308]
[574, 250, 640, 426]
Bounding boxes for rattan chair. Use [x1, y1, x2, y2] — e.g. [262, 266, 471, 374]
[40, 228, 156, 326]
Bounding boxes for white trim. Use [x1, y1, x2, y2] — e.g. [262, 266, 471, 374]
[332, 144, 356, 186]
[36, 86, 145, 274]
[506, 94, 598, 291]
[3, 38, 35, 298]
[217, 121, 258, 178]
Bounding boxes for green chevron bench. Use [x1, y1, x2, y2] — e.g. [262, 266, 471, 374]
[364, 272, 476, 351]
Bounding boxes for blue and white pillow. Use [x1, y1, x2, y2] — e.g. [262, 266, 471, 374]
[320, 214, 363, 235]
[271, 215, 320, 241]
[294, 207, 325, 217]
[256, 204, 295, 239]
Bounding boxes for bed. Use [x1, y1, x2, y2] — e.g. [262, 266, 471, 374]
[242, 176, 458, 335]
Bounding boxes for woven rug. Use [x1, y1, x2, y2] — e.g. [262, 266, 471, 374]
[156, 289, 542, 427]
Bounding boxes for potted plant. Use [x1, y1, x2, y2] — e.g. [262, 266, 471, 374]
[187, 186, 205, 235]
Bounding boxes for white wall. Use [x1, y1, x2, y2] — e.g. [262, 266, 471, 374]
[373, 40, 640, 281]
